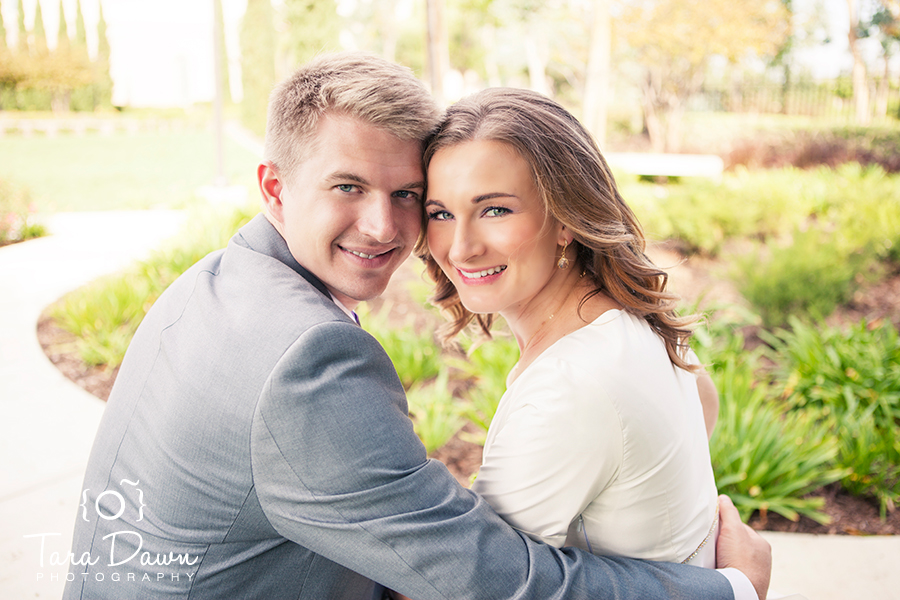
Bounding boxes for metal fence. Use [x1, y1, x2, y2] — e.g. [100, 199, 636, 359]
[697, 78, 900, 120]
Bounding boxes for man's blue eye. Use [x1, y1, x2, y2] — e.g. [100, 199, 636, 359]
[337, 184, 356, 193]
[395, 190, 419, 200]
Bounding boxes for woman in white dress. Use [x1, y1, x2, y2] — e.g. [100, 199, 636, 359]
[416, 88, 721, 568]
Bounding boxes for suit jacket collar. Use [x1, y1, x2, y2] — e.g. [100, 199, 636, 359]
[233, 213, 333, 301]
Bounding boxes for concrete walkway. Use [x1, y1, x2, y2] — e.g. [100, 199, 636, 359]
[0, 210, 897, 600]
[0, 211, 186, 599]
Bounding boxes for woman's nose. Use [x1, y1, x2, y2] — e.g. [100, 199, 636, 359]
[447, 222, 484, 264]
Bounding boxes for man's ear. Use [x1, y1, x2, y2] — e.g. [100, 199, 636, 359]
[258, 162, 285, 226]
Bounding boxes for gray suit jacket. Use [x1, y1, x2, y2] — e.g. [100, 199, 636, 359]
[64, 214, 734, 599]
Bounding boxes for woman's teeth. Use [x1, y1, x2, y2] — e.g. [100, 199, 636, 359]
[460, 266, 506, 279]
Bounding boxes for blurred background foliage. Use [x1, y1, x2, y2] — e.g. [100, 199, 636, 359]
[4, 0, 900, 525]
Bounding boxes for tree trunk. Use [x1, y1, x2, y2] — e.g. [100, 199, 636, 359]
[875, 54, 890, 118]
[426, 0, 448, 106]
[846, 0, 870, 123]
[640, 70, 666, 153]
[582, 0, 610, 148]
[378, 0, 399, 62]
[524, 24, 549, 96]
[481, 26, 501, 87]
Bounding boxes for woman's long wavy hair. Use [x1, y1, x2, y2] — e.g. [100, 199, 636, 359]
[415, 87, 699, 371]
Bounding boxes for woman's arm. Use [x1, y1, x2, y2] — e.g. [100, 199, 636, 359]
[696, 370, 719, 440]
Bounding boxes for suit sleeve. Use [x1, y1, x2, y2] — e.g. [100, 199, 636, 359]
[250, 321, 735, 600]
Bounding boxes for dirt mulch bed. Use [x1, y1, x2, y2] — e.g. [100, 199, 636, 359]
[37, 313, 119, 401]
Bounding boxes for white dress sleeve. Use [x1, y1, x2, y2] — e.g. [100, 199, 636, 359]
[471, 355, 624, 548]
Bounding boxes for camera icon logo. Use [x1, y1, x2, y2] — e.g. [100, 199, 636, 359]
[80, 479, 147, 523]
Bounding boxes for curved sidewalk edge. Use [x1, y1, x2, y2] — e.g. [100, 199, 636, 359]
[0, 210, 186, 599]
[760, 530, 900, 600]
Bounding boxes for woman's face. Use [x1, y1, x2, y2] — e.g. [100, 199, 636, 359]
[425, 139, 564, 318]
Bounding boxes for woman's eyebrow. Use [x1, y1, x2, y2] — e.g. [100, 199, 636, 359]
[473, 192, 518, 203]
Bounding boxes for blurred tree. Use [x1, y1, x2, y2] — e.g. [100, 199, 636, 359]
[426, 0, 449, 104]
[214, 0, 232, 104]
[240, 0, 276, 136]
[0, 0, 7, 50]
[16, 0, 27, 52]
[846, 0, 870, 123]
[74, 0, 85, 46]
[19, 0, 92, 113]
[49, 0, 74, 111]
[771, 0, 796, 114]
[445, 0, 497, 83]
[282, 0, 340, 68]
[93, 0, 112, 108]
[17, 0, 51, 109]
[0, 0, 17, 109]
[70, 0, 94, 110]
[583, 0, 610, 147]
[375, 0, 400, 61]
[861, 0, 900, 118]
[32, 0, 47, 55]
[616, 0, 789, 151]
[55, 0, 67, 50]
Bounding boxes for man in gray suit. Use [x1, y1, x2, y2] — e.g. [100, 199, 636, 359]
[64, 52, 770, 600]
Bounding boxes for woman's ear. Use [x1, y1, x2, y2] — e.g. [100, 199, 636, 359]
[258, 162, 285, 225]
[557, 225, 573, 247]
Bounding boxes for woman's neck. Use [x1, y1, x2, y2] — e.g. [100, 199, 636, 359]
[502, 269, 618, 384]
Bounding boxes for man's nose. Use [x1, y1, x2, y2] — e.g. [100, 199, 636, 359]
[357, 195, 399, 243]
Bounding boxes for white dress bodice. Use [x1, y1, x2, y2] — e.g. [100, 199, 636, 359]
[471, 309, 718, 568]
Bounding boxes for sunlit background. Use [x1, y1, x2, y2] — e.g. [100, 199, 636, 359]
[1, 3, 900, 600]
[0, 0, 900, 150]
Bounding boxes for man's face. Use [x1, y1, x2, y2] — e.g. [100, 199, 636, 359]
[263, 114, 425, 309]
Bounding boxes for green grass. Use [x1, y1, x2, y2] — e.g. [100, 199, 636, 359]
[405, 369, 466, 453]
[0, 130, 261, 212]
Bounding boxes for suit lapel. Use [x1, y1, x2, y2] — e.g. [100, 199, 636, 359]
[233, 214, 333, 300]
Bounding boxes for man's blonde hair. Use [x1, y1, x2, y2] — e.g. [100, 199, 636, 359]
[264, 52, 441, 179]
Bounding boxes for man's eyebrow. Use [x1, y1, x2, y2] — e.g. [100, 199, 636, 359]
[398, 180, 426, 190]
[325, 173, 425, 191]
[325, 172, 369, 185]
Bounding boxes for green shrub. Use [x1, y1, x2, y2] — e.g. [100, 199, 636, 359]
[628, 163, 900, 267]
[735, 229, 861, 328]
[763, 317, 900, 514]
[51, 205, 256, 368]
[705, 329, 846, 523]
[825, 163, 900, 264]
[360, 303, 444, 391]
[451, 332, 520, 439]
[833, 410, 900, 517]
[405, 369, 465, 453]
[627, 167, 822, 256]
[0, 178, 45, 245]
